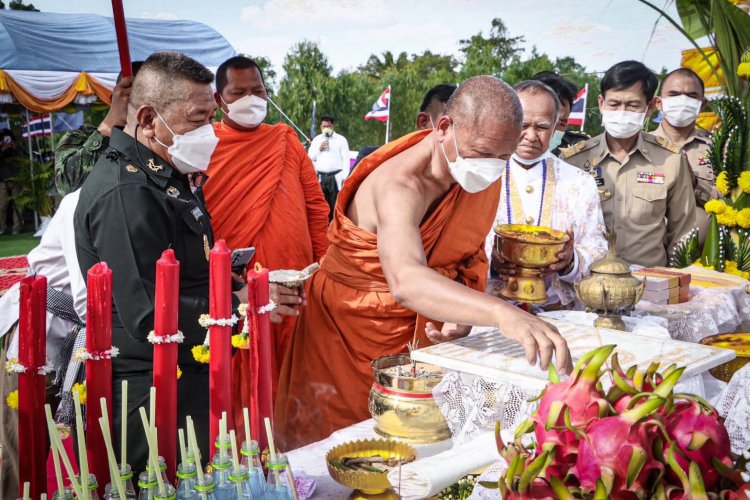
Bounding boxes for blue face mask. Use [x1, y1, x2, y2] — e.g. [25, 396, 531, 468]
[548, 130, 565, 151]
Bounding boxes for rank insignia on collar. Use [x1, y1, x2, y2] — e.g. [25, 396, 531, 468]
[126, 165, 138, 173]
[166, 186, 179, 197]
[590, 166, 604, 186]
[203, 235, 210, 262]
[147, 158, 163, 172]
[637, 171, 665, 184]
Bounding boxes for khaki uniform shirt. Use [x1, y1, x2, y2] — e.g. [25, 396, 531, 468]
[561, 132, 696, 267]
[652, 124, 713, 240]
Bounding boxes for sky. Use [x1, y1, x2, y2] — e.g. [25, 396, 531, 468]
[29, 0, 692, 82]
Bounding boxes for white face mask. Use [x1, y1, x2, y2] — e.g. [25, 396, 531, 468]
[440, 125, 503, 193]
[512, 152, 547, 166]
[661, 95, 702, 128]
[153, 110, 219, 174]
[601, 110, 646, 139]
[548, 130, 565, 151]
[222, 94, 267, 128]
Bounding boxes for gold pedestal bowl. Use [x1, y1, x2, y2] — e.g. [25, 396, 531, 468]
[700, 333, 750, 382]
[326, 438, 417, 499]
[494, 224, 570, 304]
[368, 354, 450, 444]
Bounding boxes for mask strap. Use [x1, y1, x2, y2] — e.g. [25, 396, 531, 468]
[153, 108, 176, 137]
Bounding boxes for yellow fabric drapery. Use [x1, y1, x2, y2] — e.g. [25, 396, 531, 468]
[681, 47, 723, 132]
[0, 70, 112, 113]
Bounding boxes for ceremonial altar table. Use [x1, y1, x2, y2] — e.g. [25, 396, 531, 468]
[286, 419, 452, 498]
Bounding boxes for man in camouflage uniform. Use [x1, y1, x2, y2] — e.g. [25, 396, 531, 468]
[562, 61, 696, 267]
[653, 68, 714, 241]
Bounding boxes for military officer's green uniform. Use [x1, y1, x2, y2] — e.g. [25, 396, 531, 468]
[652, 124, 713, 242]
[74, 127, 231, 472]
[561, 131, 696, 267]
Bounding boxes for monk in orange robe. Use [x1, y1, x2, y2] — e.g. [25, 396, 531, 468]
[203, 56, 330, 442]
[275, 76, 572, 451]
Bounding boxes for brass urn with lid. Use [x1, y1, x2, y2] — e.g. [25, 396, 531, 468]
[574, 237, 646, 330]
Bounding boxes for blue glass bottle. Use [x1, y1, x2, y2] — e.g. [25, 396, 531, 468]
[240, 441, 264, 499]
[227, 464, 251, 499]
[211, 453, 234, 500]
[263, 454, 292, 500]
[176, 461, 198, 500]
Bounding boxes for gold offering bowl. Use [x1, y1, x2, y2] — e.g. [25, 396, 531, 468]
[326, 438, 417, 499]
[368, 354, 450, 444]
[494, 224, 569, 304]
[700, 333, 750, 382]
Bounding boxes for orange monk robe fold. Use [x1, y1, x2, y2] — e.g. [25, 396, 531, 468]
[203, 121, 330, 444]
[274, 129, 501, 451]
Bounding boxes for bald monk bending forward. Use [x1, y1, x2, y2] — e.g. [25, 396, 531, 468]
[275, 76, 571, 450]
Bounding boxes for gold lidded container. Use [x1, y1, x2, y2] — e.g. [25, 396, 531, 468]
[574, 238, 646, 330]
[368, 354, 450, 444]
[326, 438, 416, 498]
[493, 224, 570, 304]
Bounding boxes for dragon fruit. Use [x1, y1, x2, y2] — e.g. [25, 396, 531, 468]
[607, 354, 671, 414]
[574, 395, 667, 497]
[528, 345, 615, 470]
[664, 397, 733, 490]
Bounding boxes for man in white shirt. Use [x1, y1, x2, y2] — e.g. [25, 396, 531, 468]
[486, 80, 607, 309]
[308, 114, 350, 219]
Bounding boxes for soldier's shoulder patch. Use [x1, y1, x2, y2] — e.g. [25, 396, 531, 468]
[645, 133, 680, 154]
[560, 137, 597, 159]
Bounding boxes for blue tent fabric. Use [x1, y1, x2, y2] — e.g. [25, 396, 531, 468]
[0, 10, 236, 72]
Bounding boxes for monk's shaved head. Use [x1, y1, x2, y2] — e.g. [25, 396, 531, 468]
[445, 75, 523, 130]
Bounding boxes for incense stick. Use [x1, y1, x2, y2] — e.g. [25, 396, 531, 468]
[47, 409, 65, 496]
[73, 390, 90, 499]
[120, 380, 127, 469]
[98, 414, 126, 500]
[45, 405, 83, 499]
[149, 386, 156, 432]
[138, 407, 167, 497]
[219, 411, 227, 462]
[178, 428, 188, 466]
[242, 407, 251, 447]
[186, 417, 208, 500]
[229, 429, 243, 499]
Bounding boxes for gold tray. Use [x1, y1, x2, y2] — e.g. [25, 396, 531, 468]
[326, 438, 416, 497]
[700, 333, 750, 382]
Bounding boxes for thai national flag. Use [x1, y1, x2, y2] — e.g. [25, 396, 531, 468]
[364, 87, 390, 122]
[21, 114, 53, 138]
[567, 84, 588, 128]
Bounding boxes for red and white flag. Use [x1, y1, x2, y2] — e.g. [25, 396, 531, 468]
[364, 87, 390, 122]
[567, 84, 588, 129]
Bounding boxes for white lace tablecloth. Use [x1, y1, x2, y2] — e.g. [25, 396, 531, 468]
[715, 363, 750, 455]
[634, 282, 750, 343]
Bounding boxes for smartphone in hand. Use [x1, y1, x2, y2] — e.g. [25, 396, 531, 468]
[231, 246, 256, 275]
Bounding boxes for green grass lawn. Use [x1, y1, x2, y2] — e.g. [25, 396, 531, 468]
[0, 232, 38, 258]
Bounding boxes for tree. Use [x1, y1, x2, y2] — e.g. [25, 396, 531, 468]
[1, 0, 40, 10]
[276, 41, 334, 140]
[458, 18, 525, 79]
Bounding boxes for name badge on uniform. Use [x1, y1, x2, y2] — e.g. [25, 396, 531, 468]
[637, 171, 665, 184]
[191, 207, 203, 222]
[590, 166, 605, 186]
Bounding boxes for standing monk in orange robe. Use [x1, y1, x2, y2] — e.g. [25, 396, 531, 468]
[275, 76, 572, 451]
[203, 56, 330, 443]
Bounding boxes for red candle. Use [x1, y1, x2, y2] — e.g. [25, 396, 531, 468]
[153, 249, 179, 482]
[110, 0, 132, 77]
[86, 263, 113, 496]
[209, 240, 233, 451]
[18, 275, 47, 499]
[246, 266, 273, 451]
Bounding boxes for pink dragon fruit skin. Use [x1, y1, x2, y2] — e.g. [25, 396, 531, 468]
[532, 345, 615, 470]
[665, 399, 733, 490]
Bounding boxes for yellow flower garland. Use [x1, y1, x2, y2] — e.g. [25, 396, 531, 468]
[705, 199, 728, 215]
[738, 208, 750, 229]
[6, 389, 18, 410]
[72, 382, 87, 405]
[739, 172, 750, 194]
[191, 345, 210, 364]
[231, 334, 249, 349]
[717, 207, 738, 227]
[716, 171, 731, 196]
[177, 365, 182, 380]
[725, 260, 750, 280]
